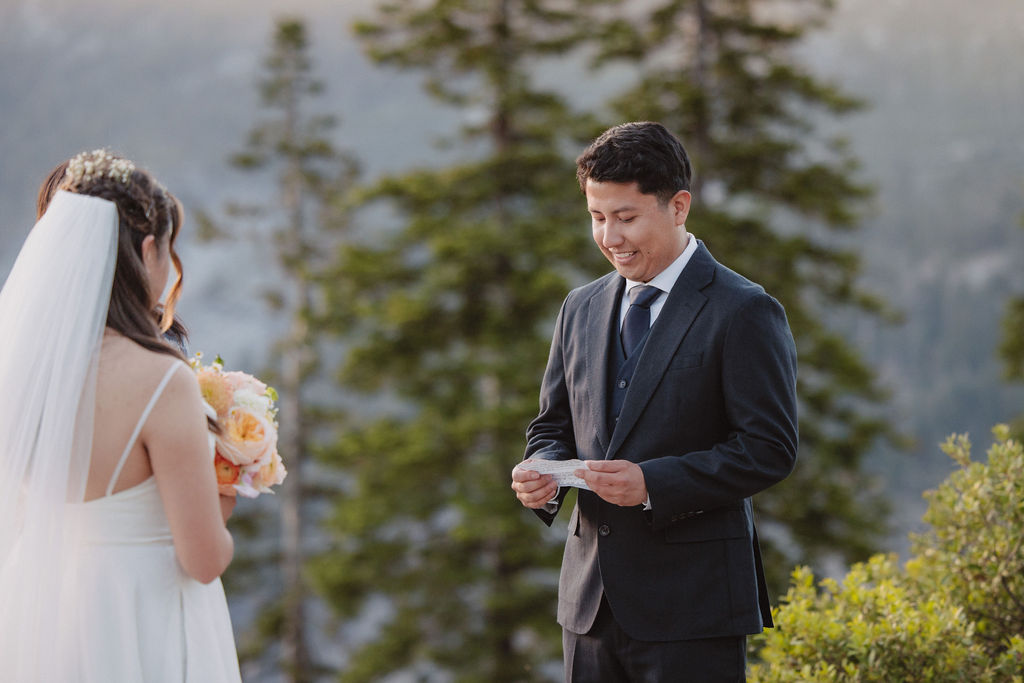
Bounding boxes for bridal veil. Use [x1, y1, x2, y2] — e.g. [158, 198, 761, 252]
[0, 190, 118, 679]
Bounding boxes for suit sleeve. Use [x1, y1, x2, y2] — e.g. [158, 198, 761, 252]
[523, 296, 577, 525]
[639, 292, 798, 531]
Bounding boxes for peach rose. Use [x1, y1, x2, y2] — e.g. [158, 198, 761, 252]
[196, 368, 234, 418]
[223, 370, 267, 397]
[216, 406, 277, 467]
[252, 450, 287, 492]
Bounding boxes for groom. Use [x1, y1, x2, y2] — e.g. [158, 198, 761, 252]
[512, 121, 798, 681]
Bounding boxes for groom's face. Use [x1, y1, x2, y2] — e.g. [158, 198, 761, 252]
[586, 179, 691, 283]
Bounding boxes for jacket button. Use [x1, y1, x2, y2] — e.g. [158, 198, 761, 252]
[598, 524, 610, 537]
[618, 380, 627, 389]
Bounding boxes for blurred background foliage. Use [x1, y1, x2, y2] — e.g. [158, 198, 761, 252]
[2, 0, 1024, 680]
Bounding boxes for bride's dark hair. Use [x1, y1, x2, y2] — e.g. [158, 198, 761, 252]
[35, 160, 68, 220]
[37, 160, 190, 350]
[50, 151, 187, 360]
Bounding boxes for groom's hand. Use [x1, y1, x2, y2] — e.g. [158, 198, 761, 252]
[511, 462, 558, 509]
[577, 460, 647, 507]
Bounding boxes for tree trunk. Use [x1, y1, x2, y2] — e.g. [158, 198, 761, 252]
[690, 0, 713, 200]
[280, 77, 311, 681]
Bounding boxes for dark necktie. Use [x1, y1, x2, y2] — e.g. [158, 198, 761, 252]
[621, 285, 661, 358]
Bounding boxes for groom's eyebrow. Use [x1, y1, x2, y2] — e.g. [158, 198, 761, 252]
[589, 204, 639, 215]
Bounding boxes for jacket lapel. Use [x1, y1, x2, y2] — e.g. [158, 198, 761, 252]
[606, 242, 716, 460]
[583, 274, 624, 455]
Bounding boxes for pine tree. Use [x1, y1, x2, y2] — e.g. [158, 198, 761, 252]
[1002, 297, 1024, 382]
[310, 2, 611, 680]
[203, 18, 357, 682]
[999, 207, 1024, 436]
[586, 0, 900, 585]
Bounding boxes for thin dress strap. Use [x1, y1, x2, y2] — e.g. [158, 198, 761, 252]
[104, 361, 184, 497]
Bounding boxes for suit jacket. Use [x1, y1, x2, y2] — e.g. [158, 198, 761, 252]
[524, 241, 798, 642]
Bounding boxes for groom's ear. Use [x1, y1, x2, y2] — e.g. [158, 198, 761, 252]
[671, 189, 691, 226]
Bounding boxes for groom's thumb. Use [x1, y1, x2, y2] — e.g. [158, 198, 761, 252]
[584, 459, 625, 472]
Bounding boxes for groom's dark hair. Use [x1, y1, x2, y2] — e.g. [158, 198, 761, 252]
[575, 121, 692, 204]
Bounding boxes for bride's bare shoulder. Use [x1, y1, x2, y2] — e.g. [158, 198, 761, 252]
[97, 333, 191, 399]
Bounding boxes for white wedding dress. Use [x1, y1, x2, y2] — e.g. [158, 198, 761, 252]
[62, 362, 242, 682]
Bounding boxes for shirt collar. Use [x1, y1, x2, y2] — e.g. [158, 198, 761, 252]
[624, 233, 698, 295]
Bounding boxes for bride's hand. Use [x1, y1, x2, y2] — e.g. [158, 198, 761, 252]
[219, 495, 237, 523]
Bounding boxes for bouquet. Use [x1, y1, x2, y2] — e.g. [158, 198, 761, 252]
[190, 354, 286, 498]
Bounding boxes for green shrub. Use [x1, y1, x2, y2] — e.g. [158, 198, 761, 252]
[912, 427, 1024, 653]
[749, 427, 1024, 682]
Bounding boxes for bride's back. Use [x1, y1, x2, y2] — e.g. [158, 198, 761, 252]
[86, 332, 180, 500]
[45, 151, 235, 584]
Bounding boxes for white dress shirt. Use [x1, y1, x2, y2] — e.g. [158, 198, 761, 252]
[619, 232, 699, 330]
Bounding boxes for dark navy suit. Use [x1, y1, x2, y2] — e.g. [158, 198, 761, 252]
[525, 241, 798, 653]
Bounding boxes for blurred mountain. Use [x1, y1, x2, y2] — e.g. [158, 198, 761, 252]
[1, 0, 1023, 572]
[0, 0, 453, 368]
[799, 0, 1024, 541]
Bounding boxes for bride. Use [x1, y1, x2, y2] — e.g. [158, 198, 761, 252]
[0, 150, 241, 681]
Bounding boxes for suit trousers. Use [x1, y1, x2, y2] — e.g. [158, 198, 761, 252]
[562, 597, 746, 683]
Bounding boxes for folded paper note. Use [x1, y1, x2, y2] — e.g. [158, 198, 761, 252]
[517, 459, 592, 491]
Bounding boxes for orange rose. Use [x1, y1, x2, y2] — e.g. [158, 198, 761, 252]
[214, 452, 241, 496]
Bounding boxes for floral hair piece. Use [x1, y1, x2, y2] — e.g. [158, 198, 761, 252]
[65, 149, 135, 187]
